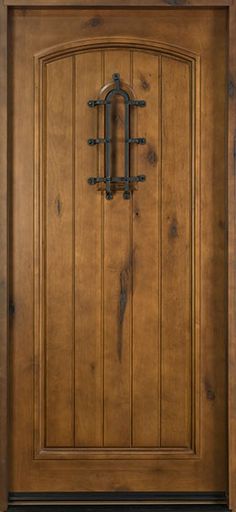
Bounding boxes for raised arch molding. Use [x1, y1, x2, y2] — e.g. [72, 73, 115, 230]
[34, 36, 199, 64]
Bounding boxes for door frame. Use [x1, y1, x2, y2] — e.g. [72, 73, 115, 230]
[1, 0, 236, 511]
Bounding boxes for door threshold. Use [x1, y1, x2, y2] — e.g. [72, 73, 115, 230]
[8, 493, 229, 511]
[7, 505, 230, 512]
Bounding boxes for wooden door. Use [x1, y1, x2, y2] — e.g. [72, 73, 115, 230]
[9, 6, 227, 499]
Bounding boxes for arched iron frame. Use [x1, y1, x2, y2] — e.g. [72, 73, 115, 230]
[87, 73, 146, 200]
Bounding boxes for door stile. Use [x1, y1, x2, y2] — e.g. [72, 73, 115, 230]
[228, 1, 236, 510]
[0, 1, 8, 511]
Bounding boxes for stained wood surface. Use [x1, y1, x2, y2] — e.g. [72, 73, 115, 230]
[40, 49, 195, 451]
[132, 51, 160, 448]
[228, 1, 236, 510]
[45, 57, 75, 447]
[74, 51, 103, 447]
[0, 2, 8, 511]
[8, 5, 227, 496]
[160, 57, 192, 448]
[103, 51, 132, 447]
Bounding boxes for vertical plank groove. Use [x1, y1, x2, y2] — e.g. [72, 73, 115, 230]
[194, 57, 201, 457]
[101, 50, 105, 448]
[190, 58, 201, 455]
[188, 57, 193, 453]
[42, 62, 48, 451]
[130, 49, 134, 448]
[159, 55, 163, 446]
[72, 55, 76, 447]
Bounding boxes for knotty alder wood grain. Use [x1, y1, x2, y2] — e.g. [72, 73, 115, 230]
[74, 51, 103, 447]
[45, 57, 75, 448]
[160, 57, 192, 448]
[9, 7, 227, 493]
[132, 51, 160, 448]
[103, 51, 132, 447]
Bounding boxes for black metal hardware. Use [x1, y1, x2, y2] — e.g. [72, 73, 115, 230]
[88, 73, 147, 200]
[88, 138, 111, 145]
[88, 99, 106, 107]
[128, 138, 146, 144]
[128, 99, 146, 106]
[88, 175, 146, 185]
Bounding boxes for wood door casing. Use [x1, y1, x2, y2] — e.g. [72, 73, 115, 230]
[9, 7, 227, 492]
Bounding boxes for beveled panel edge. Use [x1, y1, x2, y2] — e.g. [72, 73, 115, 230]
[35, 447, 198, 460]
[189, 52, 201, 459]
[34, 36, 199, 64]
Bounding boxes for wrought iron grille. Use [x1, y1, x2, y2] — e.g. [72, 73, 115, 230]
[87, 73, 146, 200]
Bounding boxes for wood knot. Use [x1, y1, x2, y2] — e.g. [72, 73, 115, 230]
[204, 378, 216, 401]
[139, 74, 150, 91]
[147, 149, 158, 166]
[118, 266, 130, 362]
[164, 0, 186, 5]
[88, 16, 103, 27]
[168, 217, 178, 239]
[55, 195, 63, 217]
[218, 219, 225, 230]
[206, 388, 216, 401]
[119, 268, 129, 325]
[228, 79, 235, 98]
[90, 362, 96, 372]
[112, 113, 123, 125]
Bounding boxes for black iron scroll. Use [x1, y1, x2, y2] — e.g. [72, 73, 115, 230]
[87, 73, 146, 200]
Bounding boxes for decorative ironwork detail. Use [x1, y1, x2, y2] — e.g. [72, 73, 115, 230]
[88, 73, 147, 200]
[128, 138, 146, 144]
[88, 175, 146, 185]
[87, 138, 111, 145]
